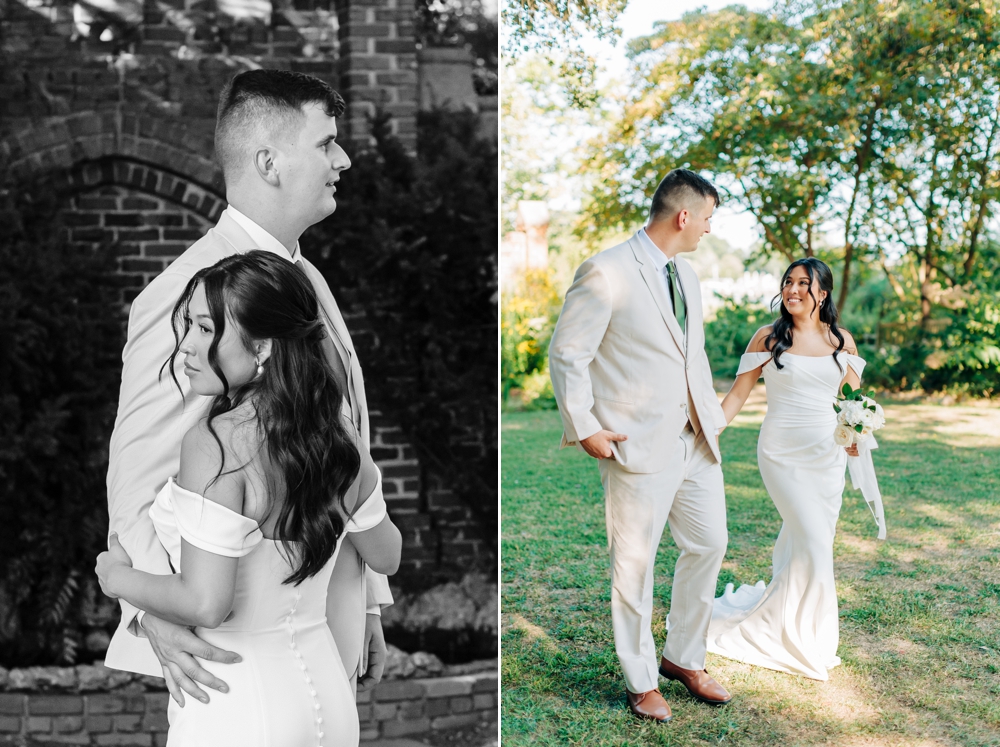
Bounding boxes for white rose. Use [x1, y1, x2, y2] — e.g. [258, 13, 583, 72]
[837, 409, 849, 425]
[855, 426, 873, 442]
[834, 424, 855, 446]
[841, 401, 863, 425]
[873, 403, 886, 429]
[860, 408, 875, 427]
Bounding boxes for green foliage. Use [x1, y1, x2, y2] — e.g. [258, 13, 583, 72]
[501, 270, 561, 410]
[0, 187, 124, 665]
[859, 242, 1000, 396]
[918, 271, 1000, 399]
[704, 298, 772, 379]
[581, 0, 1000, 348]
[417, 0, 498, 93]
[501, 57, 613, 235]
[306, 110, 497, 561]
[502, 0, 628, 106]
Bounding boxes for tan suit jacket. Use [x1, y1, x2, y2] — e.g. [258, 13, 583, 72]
[104, 210, 390, 676]
[549, 233, 726, 472]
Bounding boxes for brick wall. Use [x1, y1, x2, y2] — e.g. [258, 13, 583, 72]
[358, 671, 497, 741]
[0, 671, 498, 745]
[64, 185, 212, 304]
[337, 0, 418, 153]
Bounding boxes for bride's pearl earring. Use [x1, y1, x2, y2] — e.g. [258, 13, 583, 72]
[255, 357, 264, 376]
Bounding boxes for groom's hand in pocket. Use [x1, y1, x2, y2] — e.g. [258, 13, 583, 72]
[580, 430, 628, 460]
[141, 614, 241, 707]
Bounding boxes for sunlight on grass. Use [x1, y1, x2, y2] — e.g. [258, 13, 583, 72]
[502, 394, 1000, 746]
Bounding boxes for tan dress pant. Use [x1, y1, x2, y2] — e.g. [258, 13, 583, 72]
[599, 427, 727, 693]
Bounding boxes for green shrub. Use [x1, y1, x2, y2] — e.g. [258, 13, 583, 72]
[921, 298, 1000, 398]
[0, 188, 124, 665]
[704, 299, 772, 379]
[501, 269, 561, 406]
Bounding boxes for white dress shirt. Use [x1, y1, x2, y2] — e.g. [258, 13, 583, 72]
[637, 227, 685, 335]
[225, 205, 300, 262]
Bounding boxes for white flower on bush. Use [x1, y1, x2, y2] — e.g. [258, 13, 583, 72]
[834, 424, 855, 447]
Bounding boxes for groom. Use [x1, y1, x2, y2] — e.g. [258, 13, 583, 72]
[549, 169, 731, 722]
[103, 70, 393, 705]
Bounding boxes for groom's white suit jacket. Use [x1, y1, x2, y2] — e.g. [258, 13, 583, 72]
[104, 209, 392, 676]
[549, 234, 726, 472]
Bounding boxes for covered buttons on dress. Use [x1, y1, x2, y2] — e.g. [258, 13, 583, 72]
[286, 589, 326, 746]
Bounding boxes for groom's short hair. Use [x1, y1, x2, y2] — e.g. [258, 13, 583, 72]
[648, 169, 720, 223]
[215, 70, 346, 181]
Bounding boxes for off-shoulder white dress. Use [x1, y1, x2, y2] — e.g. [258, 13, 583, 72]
[148, 472, 387, 747]
[707, 351, 883, 681]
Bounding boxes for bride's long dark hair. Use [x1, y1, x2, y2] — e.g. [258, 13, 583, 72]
[162, 251, 360, 585]
[765, 257, 845, 370]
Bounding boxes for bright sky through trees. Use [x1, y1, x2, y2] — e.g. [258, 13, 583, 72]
[595, 0, 772, 249]
[516, 0, 773, 249]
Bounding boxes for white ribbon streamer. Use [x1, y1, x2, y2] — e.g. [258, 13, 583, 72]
[847, 436, 887, 540]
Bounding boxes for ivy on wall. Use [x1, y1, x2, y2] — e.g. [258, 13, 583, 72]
[0, 187, 125, 666]
[308, 109, 498, 560]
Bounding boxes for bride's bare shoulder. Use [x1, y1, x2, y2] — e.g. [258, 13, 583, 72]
[833, 327, 858, 355]
[746, 325, 774, 354]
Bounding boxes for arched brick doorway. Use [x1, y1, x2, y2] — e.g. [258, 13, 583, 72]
[58, 159, 221, 303]
[1, 112, 225, 302]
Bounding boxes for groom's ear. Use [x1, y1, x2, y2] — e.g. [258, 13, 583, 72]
[255, 338, 273, 365]
[252, 146, 281, 186]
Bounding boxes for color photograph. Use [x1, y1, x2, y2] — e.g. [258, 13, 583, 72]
[501, 1, 1000, 744]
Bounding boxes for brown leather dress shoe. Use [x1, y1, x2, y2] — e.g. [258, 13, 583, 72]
[659, 657, 732, 705]
[625, 688, 672, 723]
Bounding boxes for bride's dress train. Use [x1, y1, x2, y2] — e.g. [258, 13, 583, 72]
[707, 351, 867, 681]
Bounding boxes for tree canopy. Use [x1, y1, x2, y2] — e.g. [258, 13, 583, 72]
[584, 0, 1000, 322]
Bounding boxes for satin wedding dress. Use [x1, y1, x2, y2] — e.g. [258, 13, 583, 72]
[707, 350, 880, 681]
[147, 473, 386, 747]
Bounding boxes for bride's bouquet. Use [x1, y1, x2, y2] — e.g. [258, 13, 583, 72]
[833, 384, 885, 446]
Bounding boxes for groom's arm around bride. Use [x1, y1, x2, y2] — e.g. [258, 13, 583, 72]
[548, 169, 732, 723]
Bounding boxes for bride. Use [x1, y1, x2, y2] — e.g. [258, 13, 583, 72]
[96, 251, 401, 746]
[708, 257, 878, 681]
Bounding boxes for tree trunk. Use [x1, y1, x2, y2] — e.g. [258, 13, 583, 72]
[838, 97, 882, 311]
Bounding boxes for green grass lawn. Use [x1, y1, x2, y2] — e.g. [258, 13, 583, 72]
[501, 388, 1000, 746]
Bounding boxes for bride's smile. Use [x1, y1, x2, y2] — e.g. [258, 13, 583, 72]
[781, 265, 828, 318]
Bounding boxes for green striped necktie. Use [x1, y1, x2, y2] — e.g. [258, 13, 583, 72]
[665, 261, 686, 332]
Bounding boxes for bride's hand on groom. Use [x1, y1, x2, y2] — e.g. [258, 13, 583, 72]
[95, 533, 133, 599]
[356, 613, 387, 693]
[141, 614, 242, 708]
[580, 430, 628, 460]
